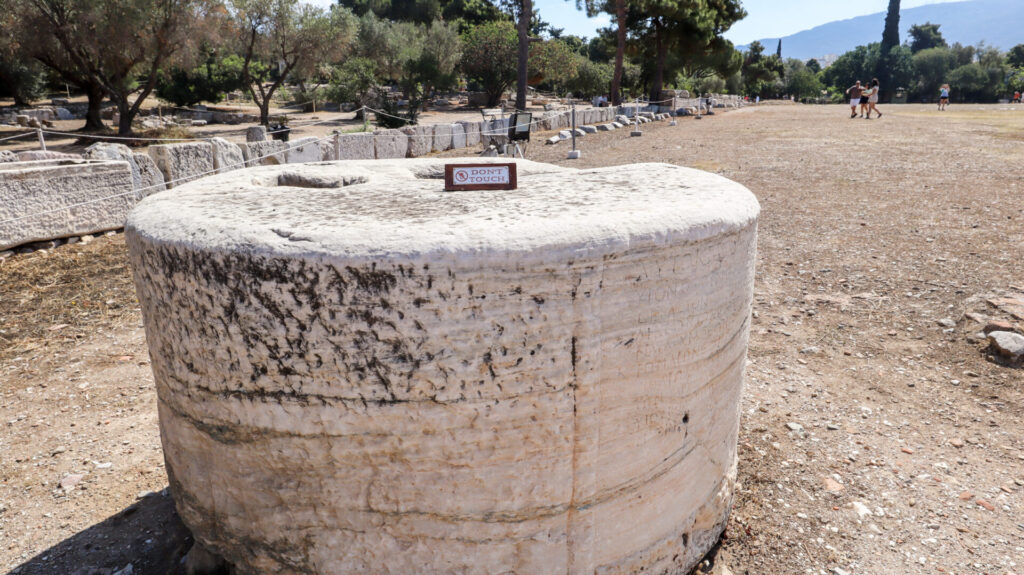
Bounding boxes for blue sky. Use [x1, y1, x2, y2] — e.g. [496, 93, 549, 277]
[309, 0, 963, 44]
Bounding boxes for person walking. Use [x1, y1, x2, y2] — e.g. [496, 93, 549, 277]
[865, 78, 882, 119]
[846, 81, 863, 118]
[1013, 91, 1021, 103]
[939, 84, 950, 110]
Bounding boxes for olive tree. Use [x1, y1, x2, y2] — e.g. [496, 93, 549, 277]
[233, 0, 356, 125]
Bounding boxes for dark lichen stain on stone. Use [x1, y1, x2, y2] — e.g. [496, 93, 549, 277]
[345, 265, 397, 295]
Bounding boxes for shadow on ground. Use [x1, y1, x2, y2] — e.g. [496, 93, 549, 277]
[9, 487, 192, 575]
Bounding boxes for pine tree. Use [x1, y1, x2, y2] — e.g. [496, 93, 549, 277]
[776, 39, 782, 58]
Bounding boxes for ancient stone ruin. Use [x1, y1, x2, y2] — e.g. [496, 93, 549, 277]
[125, 158, 760, 574]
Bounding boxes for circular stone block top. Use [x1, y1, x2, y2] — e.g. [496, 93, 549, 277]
[126, 158, 760, 575]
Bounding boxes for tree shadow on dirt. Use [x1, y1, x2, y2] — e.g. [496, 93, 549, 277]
[9, 487, 193, 575]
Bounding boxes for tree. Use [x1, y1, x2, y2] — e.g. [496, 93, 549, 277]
[528, 39, 578, 88]
[805, 58, 821, 74]
[461, 20, 518, 106]
[783, 58, 822, 100]
[156, 54, 246, 107]
[1007, 44, 1024, 69]
[776, 39, 782, 58]
[880, 0, 900, 55]
[20, 0, 215, 134]
[911, 47, 954, 100]
[741, 41, 783, 97]
[636, 0, 745, 103]
[0, 7, 47, 107]
[515, 0, 533, 111]
[876, 0, 900, 100]
[234, 0, 356, 125]
[326, 57, 378, 110]
[908, 22, 946, 53]
[564, 56, 612, 97]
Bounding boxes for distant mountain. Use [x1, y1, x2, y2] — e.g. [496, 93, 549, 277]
[740, 0, 1024, 62]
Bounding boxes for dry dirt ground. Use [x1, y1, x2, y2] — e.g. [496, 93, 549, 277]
[2, 103, 1023, 575]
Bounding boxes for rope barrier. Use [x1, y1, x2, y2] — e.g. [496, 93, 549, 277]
[0, 130, 339, 226]
[0, 100, 687, 226]
[0, 131, 36, 143]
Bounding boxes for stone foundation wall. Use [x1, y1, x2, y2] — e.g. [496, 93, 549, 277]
[126, 158, 759, 575]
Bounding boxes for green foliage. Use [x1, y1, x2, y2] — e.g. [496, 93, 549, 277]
[908, 22, 946, 53]
[0, 58, 47, 106]
[156, 55, 246, 107]
[741, 41, 784, 97]
[326, 57, 379, 107]
[783, 58, 823, 100]
[689, 73, 726, 95]
[911, 47, 954, 100]
[460, 20, 518, 106]
[805, 58, 821, 74]
[529, 40, 578, 85]
[1007, 44, 1024, 69]
[564, 56, 612, 97]
[881, 0, 901, 54]
[822, 44, 878, 91]
[374, 93, 419, 127]
[234, 0, 357, 123]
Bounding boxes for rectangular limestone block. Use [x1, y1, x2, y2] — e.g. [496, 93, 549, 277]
[451, 123, 466, 149]
[402, 125, 433, 157]
[82, 142, 166, 196]
[336, 133, 374, 160]
[319, 140, 335, 162]
[147, 142, 214, 188]
[432, 124, 453, 153]
[459, 121, 480, 147]
[286, 137, 321, 164]
[482, 118, 508, 146]
[242, 140, 287, 166]
[0, 159, 133, 250]
[210, 137, 245, 174]
[373, 129, 408, 159]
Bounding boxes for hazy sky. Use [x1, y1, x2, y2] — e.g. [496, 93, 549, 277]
[308, 0, 964, 43]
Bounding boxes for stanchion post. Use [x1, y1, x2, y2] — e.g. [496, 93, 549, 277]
[568, 94, 581, 160]
[37, 128, 46, 151]
[630, 98, 642, 137]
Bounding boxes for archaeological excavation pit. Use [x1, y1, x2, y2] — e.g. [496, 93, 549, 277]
[125, 158, 760, 574]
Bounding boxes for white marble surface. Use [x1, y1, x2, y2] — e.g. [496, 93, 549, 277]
[127, 158, 759, 574]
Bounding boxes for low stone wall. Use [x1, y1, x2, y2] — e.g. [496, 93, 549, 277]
[0, 159, 134, 250]
[142, 107, 629, 187]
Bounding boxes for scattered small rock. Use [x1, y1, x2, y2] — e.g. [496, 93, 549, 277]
[851, 501, 872, 518]
[59, 473, 85, 490]
[937, 318, 956, 328]
[786, 422, 804, 432]
[987, 331, 1024, 363]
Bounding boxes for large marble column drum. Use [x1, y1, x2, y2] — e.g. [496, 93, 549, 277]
[126, 159, 760, 574]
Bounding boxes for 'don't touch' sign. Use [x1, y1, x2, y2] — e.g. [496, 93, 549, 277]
[444, 163, 518, 191]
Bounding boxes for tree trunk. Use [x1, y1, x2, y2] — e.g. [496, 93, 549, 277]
[515, 0, 532, 111]
[260, 100, 271, 126]
[649, 20, 668, 104]
[116, 98, 133, 136]
[611, 0, 626, 105]
[84, 84, 105, 131]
